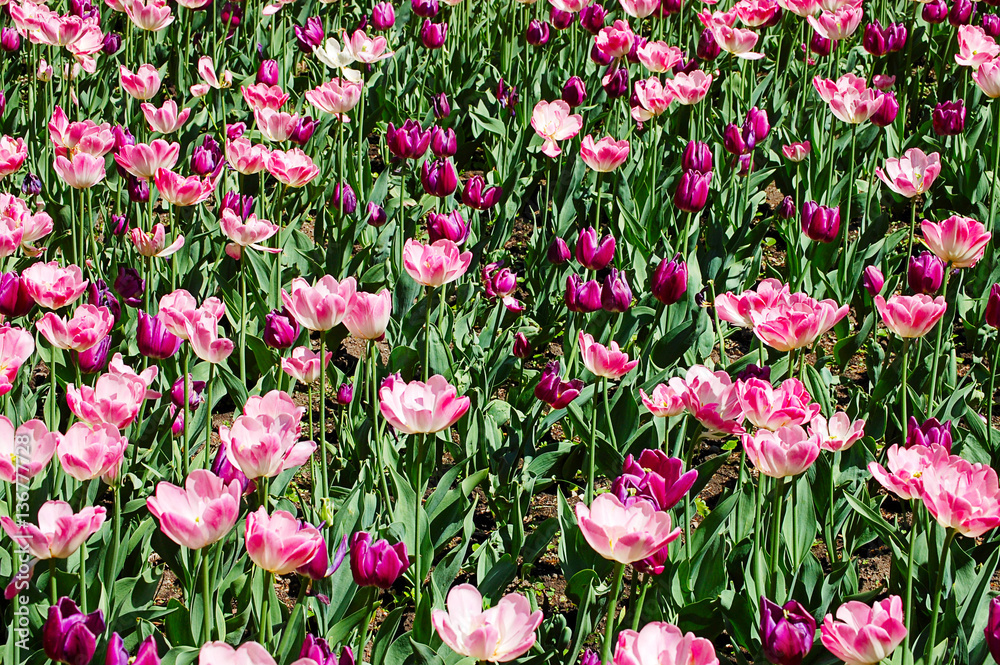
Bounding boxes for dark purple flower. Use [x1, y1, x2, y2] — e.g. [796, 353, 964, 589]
[696, 28, 721, 60]
[257, 59, 279, 85]
[386, 120, 431, 160]
[575, 227, 615, 270]
[0, 272, 34, 318]
[43, 597, 105, 665]
[908, 251, 945, 294]
[350, 532, 410, 588]
[431, 92, 451, 119]
[984, 13, 1000, 37]
[579, 3, 606, 33]
[923, 0, 949, 23]
[871, 91, 899, 127]
[212, 440, 254, 495]
[297, 533, 348, 580]
[427, 210, 469, 244]
[128, 176, 149, 203]
[863, 265, 885, 297]
[562, 76, 588, 107]
[987, 284, 1000, 328]
[102, 32, 122, 54]
[611, 449, 697, 511]
[535, 360, 584, 408]
[113, 267, 144, 307]
[366, 202, 387, 227]
[733, 364, 771, 383]
[430, 126, 457, 157]
[20, 173, 41, 197]
[674, 169, 712, 213]
[371, 2, 395, 30]
[513, 332, 531, 358]
[986, 598, 1000, 664]
[932, 100, 966, 136]
[300, 635, 355, 665]
[777, 196, 796, 220]
[462, 174, 502, 210]
[137, 311, 181, 360]
[602, 66, 629, 98]
[294, 16, 324, 53]
[77, 335, 111, 374]
[682, 141, 712, 173]
[89, 279, 121, 325]
[565, 274, 603, 313]
[601, 268, 632, 313]
[651, 254, 687, 305]
[332, 182, 357, 215]
[550, 7, 574, 29]
[950, 0, 975, 25]
[420, 19, 447, 48]
[107, 633, 160, 665]
[0, 28, 21, 52]
[290, 116, 316, 146]
[548, 237, 572, 264]
[263, 307, 301, 349]
[420, 159, 459, 197]
[800, 201, 840, 243]
[336, 383, 353, 405]
[171, 375, 206, 409]
[906, 417, 952, 452]
[526, 19, 551, 46]
[760, 596, 816, 665]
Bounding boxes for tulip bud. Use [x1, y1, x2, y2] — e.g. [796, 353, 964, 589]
[987, 284, 1000, 328]
[906, 416, 952, 451]
[462, 174, 502, 210]
[602, 66, 629, 98]
[332, 182, 358, 215]
[871, 91, 899, 126]
[723, 123, 749, 155]
[431, 92, 451, 119]
[873, 74, 896, 90]
[190, 145, 219, 177]
[810, 30, 833, 56]
[212, 442, 254, 495]
[565, 274, 603, 313]
[257, 59, 279, 85]
[0, 272, 34, 318]
[20, 173, 42, 197]
[548, 237, 572, 264]
[745, 107, 770, 141]
[138, 311, 181, 359]
[221, 192, 255, 220]
[294, 16, 325, 53]
[651, 254, 687, 305]
[601, 268, 632, 312]
[759, 596, 816, 665]
[575, 227, 615, 270]
[579, 3, 607, 33]
[562, 76, 588, 107]
[420, 158, 458, 197]
[372, 2, 396, 29]
[696, 28, 721, 60]
[863, 21, 891, 56]
[128, 176, 149, 203]
[430, 126, 457, 157]
[350, 532, 409, 589]
[682, 141, 712, 173]
[336, 383, 353, 405]
[420, 19, 447, 48]
[0, 28, 20, 52]
[932, 100, 966, 136]
[626, 36, 647, 64]
[986, 598, 1000, 664]
[526, 20, 551, 46]
[513, 332, 531, 358]
[800, 201, 840, 243]
[776, 196, 796, 220]
[535, 360, 585, 408]
[89, 279, 121, 325]
[580, 650, 601, 665]
[550, 7, 574, 29]
[44, 598, 105, 665]
[172, 375, 206, 409]
[887, 22, 907, 51]
[950, 0, 975, 25]
[412, 0, 438, 16]
[863, 265, 885, 297]
[733, 364, 771, 382]
[102, 32, 122, 54]
[113, 267, 144, 307]
[673, 169, 712, 213]
[496, 78, 519, 115]
[923, 0, 948, 24]
[984, 13, 1000, 37]
[427, 210, 469, 244]
[264, 307, 301, 349]
[908, 251, 945, 294]
[367, 202, 387, 227]
[386, 119, 431, 160]
[290, 116, 316, 146]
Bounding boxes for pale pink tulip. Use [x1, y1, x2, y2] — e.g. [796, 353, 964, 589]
[868, 443, 944, 500]
[0, 326, 35, 396]
[22, 261, 88, 309]
[254, 107, 301, 142]
[226, 139, 271, 175]
[281, 275, 356, 331]
[715, 279, 791, 328]
[196, 55, 232, 89]
[36, 304, 114, 352]
[580, 135, 631, 171]
[344, 29, 394, 62]
[223, 393, 314, 479]
[114, 140, 180, 180]
[219, 209, 280, 259]
[46, 109, 114, 158]
[613, 622, 720, 665]
[0, 136, 28, 179]
[244, 507, 323, 575]
[0, 500, 105, 559]
[874, 294, 947, 338]
[119, 64, 161, 100]
[821, 597, 907, 665]
[305, 78, 363, 120]
[669, 365, 745, 434]
[125, 0, 175, 31]
[57, 422, 128, 483]
[20, 207, 54, 257]
[531, 100, 583, 158]
[636, 41, 684, 73]
[154, 168, 218, 206]
[639, 383, 686, 417]
[619, 0, 659, 17]
[876, 148, 941, 198]
[810, 412, 866, 452]
[141, 100, 190, 134]
[66, 372, 147, 429]
[956, 24, 999, 67]
[280, 347, 332, 383]
[631, 77, 674, 121]
[921, 215, 992, 268]
[973, 58, 1000, 97]
[0, 418, 59, 483]
[379, 374, 471, 434]
[782, 142, 812, 162]
[807, 3, 862, 41]
[53, 152, 105, 189]
[432, 584, 544, 662]
[158, 290, 225, 340]
[920, 456, 1000, 538]
[147, 469, 241, 549]
[402, 238, 472, 287]
[108, 353, 160, 400]
[813, 73, 884, 124]
[735, 0, 781, 26]
[742, 425, 821, 477]
[737, 378, 820, 431]
[241, 83, 291, 111]
[185, 311, 234, 364]
[198, 642, 305, 665]
[578, 331, 638, 379]
[130, 224, 186, 258]
[666, 70, 714, 104]
[266, 149, 320, 187]
[344, 289, 392, 340]
[575, 493, 680, 563]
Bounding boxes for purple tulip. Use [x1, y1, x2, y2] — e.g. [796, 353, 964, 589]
[366, 202, 387, 227]
[985, 13, 1000, 37]
[601, 268, 632, 312]
[462, 175, 502, 210]
[89, 279, 121, 325]
[113, 267, 144, 307]
[651, 254, 687, 305]
[906, 417, 952, 452]
[871, 91, 899, 127]
[297, 533, 348, 580]
[427, 210, 469, 244]
[371, 2, 395, 29]
[386, 119, 431, 160]
[682, 141, 712, 173]
[562, 76, 588, 107]
[580, 649, 601, 665]
[350, 532, 410, 588]
[430, 126, 457, 157]
[420, 19, 447, 48]
[431, 92, 451, 119]
[696, 28, 721, 60]
[412, 0, 438, 16]
[932, 100, 966, 135]
[949, 0, 975, 25]
[332, 182, 358, 214]
[579, 3, 606, 33]
[526, 19, 551, 46]
[863, 20, 892, 55]
[513, 332, 531, 359]
[227, 122, 247, 140]
[724, 123, 751, 155]
[550, 7, 574, 29]
[602, 66, 629, 98]
[107, 633, 160, 665]
[734, 364, 771, 383]
[102, 32, 121, 54]
[1, 28, 21, 52]
[923, 0, 949, 23]
[137, 311, 181, 360]
[0, 272, 34, 318]
[20, 172, 42, 197]
[810, 30, 834, 56]
[257, 59, 279, 85]
[746, 107, 770, 141]
[300, 635, 355, 665]
[548, 237, 572, 264]
[800, 201, 840, 243]
[575, 227, 615, 270]
[497, 77, 520, 115]
[863, 265, 885, 297]
[128, 176, 149, 203]
[986, 284, 1000, 328]
[263, 307, 301, 349]
[77, 335, 111, 374]
[212, 441, 254, 495]
[674, 169, 712, 213]
[171, 375, 206, 410]
[43, 598, 105, 665]
[777, 196, 796, 220]
[221, 191, 255, 220]
[887, 22, 907, 51]
[759, 596, 816, 665]
[337, 383, 353, 406]
[420, 158, 459, 197]
[534, 360, 584, 408]
[295, 16, 324, 52]
[591, 41, 614, 66]
[290, 115, 316, 146]
[908, 251, 945, 295]
[611, 449, 697, 511]
[986, 598, 1000, 663]
[565, 274, 603, 313]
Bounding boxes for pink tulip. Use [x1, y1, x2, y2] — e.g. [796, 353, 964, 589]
[821, 597, 907, 665]
[639, 383, 687, 417]
[956, 24, 999, 67]
[114, 140, 180, 180]
[20, 207, 54, 257]
[810, 412, 866, 452]
[281, 275, 356, 331]
[782, 142, 812, 161]
[125, 0, 175, 31]
[920, 455, 1000, 538]
[665, 70, 714, 105]
[921, 215, 992, 268]
[596, 20, 636, 58]
[669, 365, 745, 434]
[575, 493, 680, 563]
[154, 168, 218, 206]
[0, 326, 35, 396]
[807, 3, 862, 41]
[875, 148, 941, 198]
[141, 100, 191, 134]
[185, 311, 235, 364]
[241, 83, 291, 111]
[636, 41, 684, 73]
[281, 346, 332, 383]
[874, 294, 947, 338]
[66, 372, 147, 429]
[47, 107, 114, 157]
[750, 293, 848, 351]
[305, 78, 363, 120]
[57, 422, 128, 483]
[0, 500, 105, 559]
[53, 152, 105, 189]
[147, 469, 241, 549]
[219, 209, 280, 259]
[868, 443, 944, 500]
[742, 425, 821, 478]
[158, 290, 225, 341]
[36, 304, 114, 352]
[244, 507, 323, 575]
[632, 77, 674, 121]
[0, 136, 28, 179]
[531, 100, 583, 158]
[254, 108, 301, 142]
[578, 331, 639, 379]
[613, 622, 720, 665]
[379, 374, 471, 434]
[432, 584, 544, 662]
[198, 642, 301, 665]
[344, 29, 395, 62]
[735, 0, 781, 26]
[344, 289, 392, 340]
[0, 418, 59, 483]
[108, 353, 160, 400]
[580, 135, 631, 171]
[619, 0, 660, 18]
[226, 138, 271, 175]
[973, 58, 1000, 97]
[715, 279, 791, 328]
[737, 378, 820, 430]
[402, 238, 472, 287]
[266, 148, 320, 187]
[119, 64, 161, 100]
[22, 261, 88, 309]
[196, 56, 232, 89]
[222, 413, 314, 480]
[130, 224, 186, 258]
[813, 73, 885, 124]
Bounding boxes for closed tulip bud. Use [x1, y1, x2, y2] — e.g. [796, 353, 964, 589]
[723, 123, 749, 155]
[462, 174, 502, 209]
[906, 416, 952, 451]
[386, 119, 431, 160]
[264, 307, 301, 349]
[300, 636, 355, 665]
[987, 284, 1000, 327]
[527, 20, 551, 45]
[932, 100, 966, 135]
[986, 598, 1000, 664]
[0, 91, 6, 117]
[108, 214, 128, 238]
[257, 59, 279, 85]
[697, 28, 721, 60]
[603, 67, 629, 98]
[420, 19, 447, 48]
[810, 30, 833, 56]
[190, 145, 219, 177]
[627, 36, 647, 64]
[431, 93, 451, 119]
[171, 375, 206, 409]
[651, 254, 687, 305]
[372, 2, 396, 29]
[746, 107, 770, 141]
[674, 169, 712, 213]
[863, 265, 885, 297]
[295, 16, 325, 53]
[227, 122, 247, 140]
[420, 158, 458, 197]
[871, 91, 899, 126]
[113, 267, 144, 307]
[863, 21, 891, 55]
[290, 116, 317, 146]
[332, 182, 358, 215]
[0, 28, 20, 52]
[548, 237, 572, 264]
[985, 13, 1000, 37]
[591, 42, 615, 65]
[427, 210, 469, 244]
[923, 0, 949, 23]
[535, 360, 585, 408]
[887, 22, 907, 51]
[777, 196, 796, 219]
[950, 0, 975, 24]
[412, 0, 438, 16]
[513, 332, 531, 358]
[760, 596, 816, 665]
[43, 598, 105, 665]
[128, 176, 149, 203]
[102, 32, 122, 54]
[430, 126, 457, 157]
[562, 76, 588, 107]
[601, 268, 632, 312]
[551, 7, 574, 29]
[350, 532, 409, 588]
[682, 141, 712, 172]
[565, 274, 603, 312]
[800, 201, 840, 242]
[220, 2, 242, 28]
[0, 272, 34, 318]
[580, 4, 607, 33]
[575, 227, 615, 270]
[137, 311, 181, 359]
[20, 172, 42, 197]
[337, 383, 353, 405]
[908, 251, 945, 294]
[367, 202, 387, 227]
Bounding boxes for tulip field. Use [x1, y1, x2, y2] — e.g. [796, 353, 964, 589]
[8, 0, 1000, 662]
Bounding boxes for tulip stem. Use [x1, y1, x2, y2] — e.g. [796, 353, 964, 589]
[926, 529, 957, 665]
[370, 342, 393, 521]
[905, 197, 918, 268]
[201, 544, 213, 642]
[904, 501, 920, 665]
[78, 539, 87, 614]
[990, 339, 999, 463]
[601, 377, 616, 450]
[259, 570, 272, 646]
[600, 562, 625, 665]
[827, 452, 839, 564]
[841, 123, 858, 270]
[48, 349, 57, 431]
[900, 339, 911, 444]
[183, 348, 191, 480]
[424, 287, 433, 381]
[928, 267, 952, 407]
[630, 573, 648, 631]
[586, 379, 599, 505]
[49, 559, 57, 606]
[205, 365, 214, 469]
[593, 172, 603, 235]
[413, 433, 427, 615]
[768, 476, 786, 600]
[240, 259, 247, 388]
[990, 101, 1000, 230]
[276, 578, 310, 657]
[319, 331, 328, 501]
[708, 280, 726, 369]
